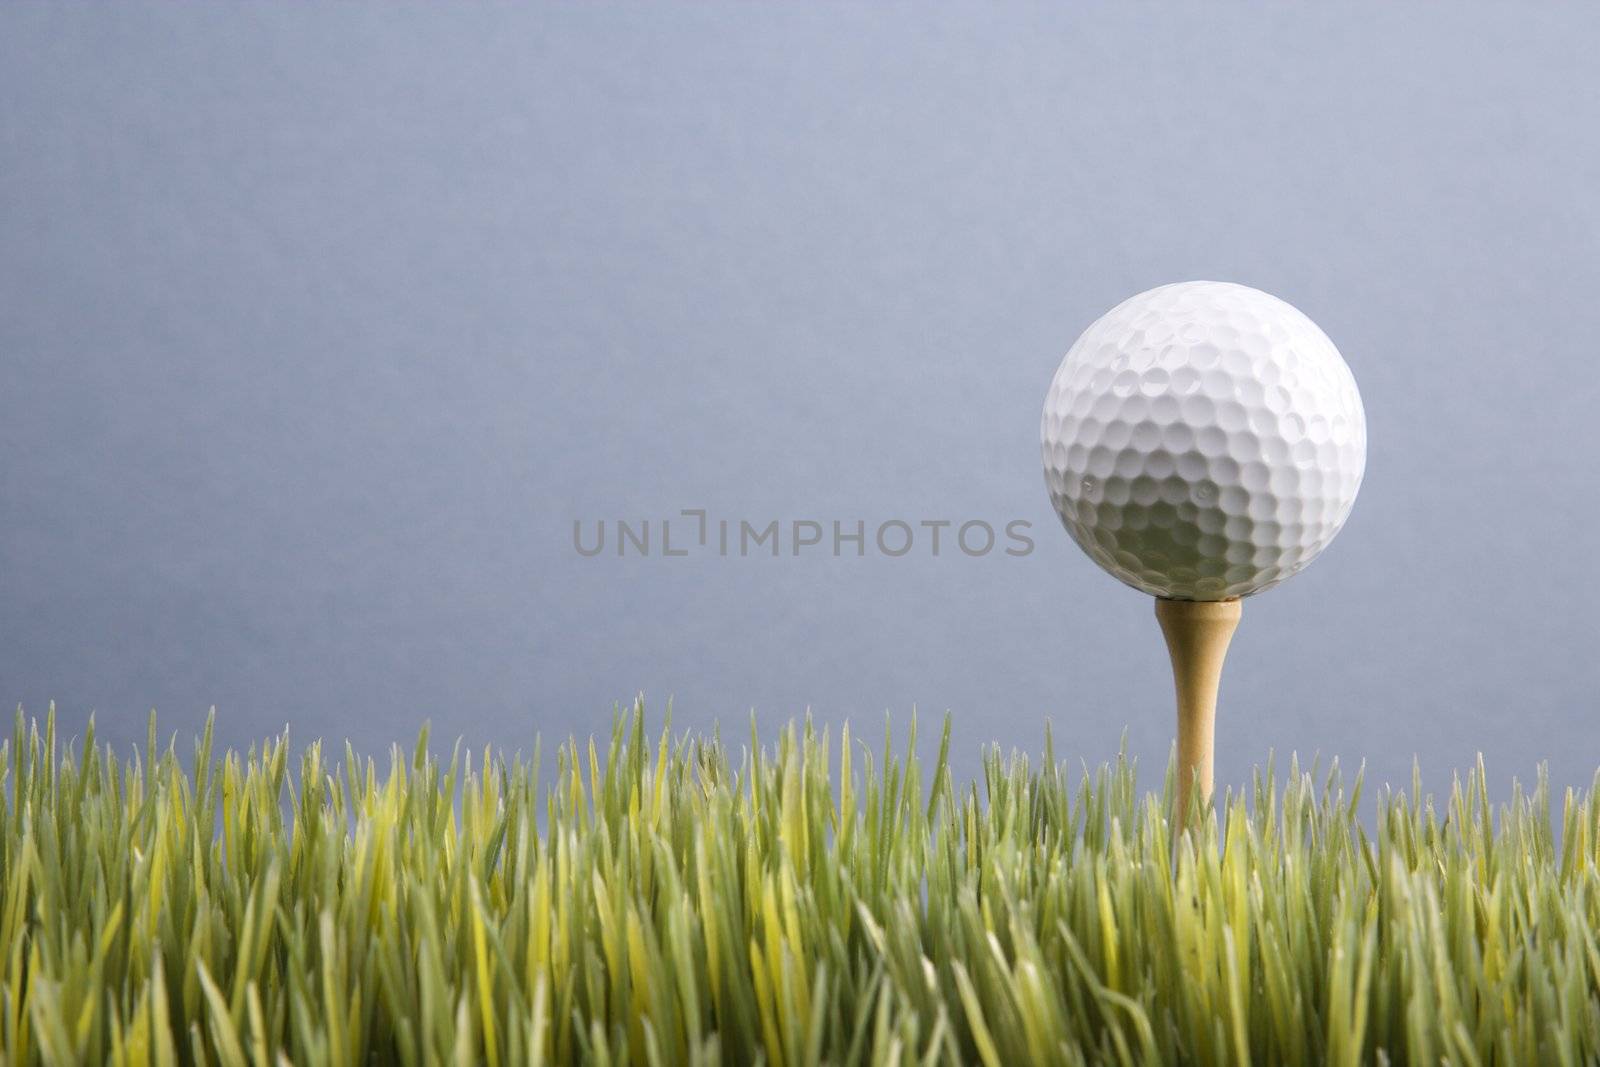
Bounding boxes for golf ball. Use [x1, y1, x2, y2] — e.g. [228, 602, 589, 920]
[1041, 281, 1365, 601]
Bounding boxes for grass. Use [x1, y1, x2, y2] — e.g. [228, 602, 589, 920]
[2, 704, 1599, 1066]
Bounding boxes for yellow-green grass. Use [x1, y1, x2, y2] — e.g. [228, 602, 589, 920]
[3, 703, 1598, 1066]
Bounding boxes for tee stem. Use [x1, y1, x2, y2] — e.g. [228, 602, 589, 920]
[1154, 597, 1242, 833]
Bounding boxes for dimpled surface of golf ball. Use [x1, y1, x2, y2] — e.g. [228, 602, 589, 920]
[1041, 281, 1365, 601]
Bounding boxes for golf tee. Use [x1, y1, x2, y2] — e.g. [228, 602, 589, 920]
[1154, 597, 1242, 832]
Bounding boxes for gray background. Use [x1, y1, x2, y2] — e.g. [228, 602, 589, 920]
[4, 4, 1598, 796]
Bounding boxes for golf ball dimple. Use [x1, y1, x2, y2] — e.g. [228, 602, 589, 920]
[1041, 281, 1366, 601]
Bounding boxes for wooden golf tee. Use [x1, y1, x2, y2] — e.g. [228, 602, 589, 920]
[1154, 597, 1241, 833]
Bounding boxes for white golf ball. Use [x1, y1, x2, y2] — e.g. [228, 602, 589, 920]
[1041, 281, 1366, 601]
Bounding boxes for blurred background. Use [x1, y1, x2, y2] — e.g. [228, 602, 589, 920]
[3, 4, 1597, 794]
